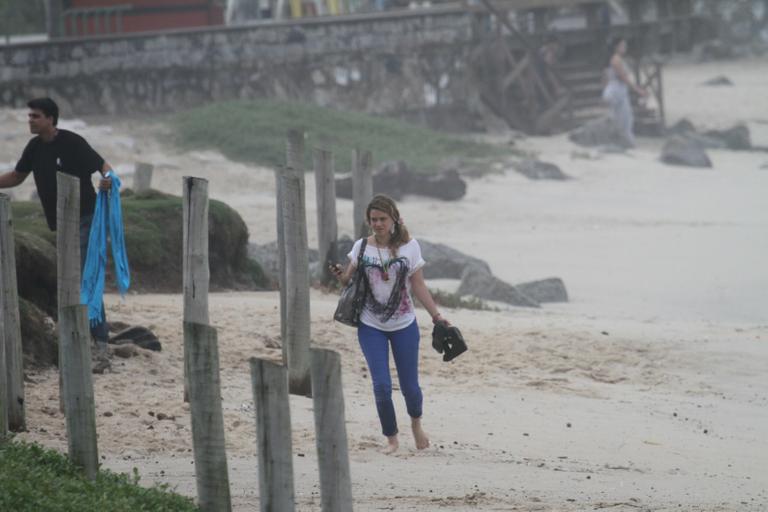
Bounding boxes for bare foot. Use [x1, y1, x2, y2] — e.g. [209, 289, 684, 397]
[411, 418, 430, 450]
[382, 435, 399, 454]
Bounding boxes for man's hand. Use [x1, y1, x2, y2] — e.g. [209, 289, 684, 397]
[98, 176, 112, 191]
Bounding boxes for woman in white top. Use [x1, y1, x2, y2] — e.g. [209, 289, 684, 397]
[331, 194, 447, 454]
[602, 37, 647, 147]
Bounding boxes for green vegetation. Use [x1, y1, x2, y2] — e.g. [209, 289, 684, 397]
[430, 288, 498, 312]
[0, 440, 199, 512]
[172, 99, 505, 172]
[11, 190, 268, 293]
[0, 0, 46, 36]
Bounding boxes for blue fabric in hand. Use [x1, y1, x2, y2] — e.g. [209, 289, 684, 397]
[81, 171, 130, 326]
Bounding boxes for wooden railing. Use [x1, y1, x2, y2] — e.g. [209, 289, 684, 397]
[475, 0, 571, 134]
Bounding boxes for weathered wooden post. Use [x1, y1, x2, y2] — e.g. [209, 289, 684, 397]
[311, 348, 353, 511]
[279, 130, 305, 361]
[133, 162, 154, 193]
[0, 289, 6, 439]
[250, 358, 296, 512]
[0, 195, 24, 432]
[183, 177, 209, 401]
[351, 149, 372, 240]
[60, 304, 98, 480]
[57, 173, 81, 310]
[280, 162, 312, 397]
[182, 177, 210, 325]
[57, 173, 81, 414]
[274, 168, 288, 353]
[313, 148, 338, 284]
[184, 322, 232, 512]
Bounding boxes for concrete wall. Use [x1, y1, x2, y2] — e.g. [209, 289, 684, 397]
[0, 9, 488, 129]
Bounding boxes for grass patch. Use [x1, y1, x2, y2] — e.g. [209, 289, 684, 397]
[430, 288, 498, 312]
[172, 99, 506, 172]
[0, 440, 199, 512]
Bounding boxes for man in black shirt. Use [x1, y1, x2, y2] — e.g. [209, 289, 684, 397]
[0, 98, 113, 361]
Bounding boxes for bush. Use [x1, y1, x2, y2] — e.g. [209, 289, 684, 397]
[0, 440, 199, 512]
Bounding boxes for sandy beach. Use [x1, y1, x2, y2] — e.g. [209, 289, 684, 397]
[5, 55, 768, 511]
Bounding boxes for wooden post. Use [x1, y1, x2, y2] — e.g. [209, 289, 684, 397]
[310, 348, 353, 512]
[184, 322, 232, 512]
[274, 169, 287, 358]
[280, 164, 312, 397]
[656, 60, 666, 129]
[182, 177, 210, 325]
[57, 173, 81, 414]
[133, 162, 154, 193]
[351, 149, 372, 240]
[57, 173, 81, 310]
[280, 129, 304, 363]
[60, 305, 98, 480]
[0, 291, 6, 440]
[183, 177, 209, 403]
[313, 148, 338, 285]
[0, 195, 24, 432]
[250, 358, 295, 512]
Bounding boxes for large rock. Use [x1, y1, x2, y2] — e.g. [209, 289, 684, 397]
[12, 191, 268, 294]
[15, 231, 58, 319]
[701, 75, 734, 86]
[704, 124, 752, 150]
[514, 277, 568, 303]
[456, 265, 540, 308]
[109, 325, 162, 352]
[667, 118, 697, 136]
[248, 241, 320, 287]
[513, 159, 570, 181]
[569, 117, 629, 148]
[660, 136, 713, 168]
[666, 120, 751, 150]
[418, 239, 492, 279]
[335, 161, 467, 201]
[19, 298, 58, 368]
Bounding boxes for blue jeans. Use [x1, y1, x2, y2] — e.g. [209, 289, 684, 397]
[357, 320, 423, 437]
[80, 214, 109, 343]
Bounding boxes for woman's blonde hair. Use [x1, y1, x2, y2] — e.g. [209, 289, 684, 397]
[366, 194, 411, 255]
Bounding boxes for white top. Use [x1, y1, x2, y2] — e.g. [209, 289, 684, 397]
[348, 238, 426, 332]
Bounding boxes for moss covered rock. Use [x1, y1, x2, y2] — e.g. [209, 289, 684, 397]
[10, 190, 269, 367]
[11, 189, 268, 295]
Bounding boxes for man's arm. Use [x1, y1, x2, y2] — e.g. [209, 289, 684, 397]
[0, 170, 29, 189]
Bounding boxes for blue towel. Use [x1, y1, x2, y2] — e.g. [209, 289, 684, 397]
[81, 171, 130, 326]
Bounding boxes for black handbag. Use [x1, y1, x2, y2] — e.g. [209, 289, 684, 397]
[333, 238, 368, 327]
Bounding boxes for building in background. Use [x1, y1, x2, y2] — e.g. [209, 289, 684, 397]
[49, 0, 225, 38]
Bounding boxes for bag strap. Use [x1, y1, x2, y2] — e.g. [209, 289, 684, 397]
[356, 237, 368, 270]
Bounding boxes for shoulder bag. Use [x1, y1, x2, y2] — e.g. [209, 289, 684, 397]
[333, 238, 368, 327]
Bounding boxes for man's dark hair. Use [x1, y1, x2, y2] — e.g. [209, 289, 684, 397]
[27, 97, 59, 126]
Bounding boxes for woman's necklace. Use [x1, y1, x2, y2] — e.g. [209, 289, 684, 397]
[375, 242, 389, 281]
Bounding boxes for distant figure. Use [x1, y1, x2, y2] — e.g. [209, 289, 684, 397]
[602, 37, 647, 147]
[0, 98, 114, 362]
[331, 194, 447, 454]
